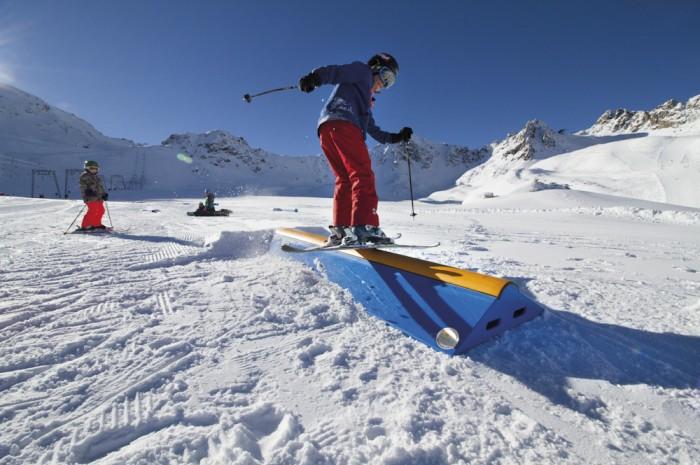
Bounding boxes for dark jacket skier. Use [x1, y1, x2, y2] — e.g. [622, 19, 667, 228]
[299, 52, 413, 246]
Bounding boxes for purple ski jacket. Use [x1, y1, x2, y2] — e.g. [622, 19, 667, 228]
[314, 61, 393, 144]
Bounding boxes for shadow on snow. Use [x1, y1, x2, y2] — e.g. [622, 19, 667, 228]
[468, 277, 700, 418]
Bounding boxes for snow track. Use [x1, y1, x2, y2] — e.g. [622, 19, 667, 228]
[1, 195, 698, 464]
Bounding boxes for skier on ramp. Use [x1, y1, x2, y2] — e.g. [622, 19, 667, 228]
[299, 52, 413, 247]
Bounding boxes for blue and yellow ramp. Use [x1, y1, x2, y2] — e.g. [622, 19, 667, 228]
[274, 227, 543, 355]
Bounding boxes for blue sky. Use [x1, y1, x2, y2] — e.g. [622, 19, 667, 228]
[1, 0, 699, 155]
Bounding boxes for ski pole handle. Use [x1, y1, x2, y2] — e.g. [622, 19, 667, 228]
[243, 85, 297, 103]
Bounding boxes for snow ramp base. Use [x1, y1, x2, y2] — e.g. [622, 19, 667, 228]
[273, 228, 543, 355]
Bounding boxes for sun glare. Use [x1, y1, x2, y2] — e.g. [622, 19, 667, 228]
[0, 63, 13, 84]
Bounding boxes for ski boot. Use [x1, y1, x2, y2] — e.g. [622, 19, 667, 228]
[347, 225, 394, 245]
[324, 225, 349, 247]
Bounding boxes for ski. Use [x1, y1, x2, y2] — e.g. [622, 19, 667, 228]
[281, 241, 440, 253]
[67, 226, 131, 235]
[68, 227, 115, 235]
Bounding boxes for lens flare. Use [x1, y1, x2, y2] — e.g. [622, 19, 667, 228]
[176, 153, 193, 164]
[0, 63, 14, 84]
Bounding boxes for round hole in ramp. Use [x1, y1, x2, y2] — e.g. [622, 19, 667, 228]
[436, 327, 460, 350]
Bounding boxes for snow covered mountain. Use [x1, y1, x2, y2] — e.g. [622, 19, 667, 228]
[0, 84, 482, 200]
[159, 130, 334, 197]
[0, 84, 139, 198]
[428, 96, 700, 208]
[0, 84, 135, 153]
[2, 84, 699, 209]
[371, 136, 489, 199]
[158, 130, 484, 200]
[579, 95, 700, 136]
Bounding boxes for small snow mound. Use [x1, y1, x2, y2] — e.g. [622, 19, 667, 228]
[204, 230, 274, 260]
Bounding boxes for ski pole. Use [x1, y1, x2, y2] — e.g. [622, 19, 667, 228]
[63, 204, 86, 234]
[404, 142, 418, 218]
[105, 201, 114, 228]
[243, 85, 297, 103]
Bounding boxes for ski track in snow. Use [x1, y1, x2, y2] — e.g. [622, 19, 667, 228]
[0, 195, 699, 465]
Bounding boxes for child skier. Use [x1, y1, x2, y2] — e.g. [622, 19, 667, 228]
[299, 52, 413, 246]
[79, 160, 108, 230]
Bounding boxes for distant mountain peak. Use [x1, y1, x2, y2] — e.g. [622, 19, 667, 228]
[580, 94, 700, 136]
[162, 130, 251, 152]
[492, 119, 559, 161]
[162, 130, 271, 173]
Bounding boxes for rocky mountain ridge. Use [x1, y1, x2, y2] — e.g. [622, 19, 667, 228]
[2, 84, 698, 206]
[580, 94, 700, 136]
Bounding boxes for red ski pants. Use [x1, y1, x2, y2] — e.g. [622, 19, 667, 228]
[81, 200, 105, 228]
[319, 120, 379, 227]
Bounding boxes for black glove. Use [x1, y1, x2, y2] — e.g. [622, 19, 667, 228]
[299, 71, 321, 93]
[389, 127, 413, 144]
[102, 192, 109, 201]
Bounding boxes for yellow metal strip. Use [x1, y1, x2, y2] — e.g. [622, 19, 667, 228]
[276, 228, 509, 297]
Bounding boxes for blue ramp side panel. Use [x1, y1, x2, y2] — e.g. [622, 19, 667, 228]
[273, 228, 544, 355]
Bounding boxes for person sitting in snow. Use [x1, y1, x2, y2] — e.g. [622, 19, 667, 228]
[204, 192, 216, 212]
[195, 202, 207, 214]
[299, 52, 413, 246]
[79, 160, 108, 230]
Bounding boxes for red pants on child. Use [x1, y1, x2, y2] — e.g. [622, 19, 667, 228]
[81, 200, 105, 228]
[319, 120, 379, 227]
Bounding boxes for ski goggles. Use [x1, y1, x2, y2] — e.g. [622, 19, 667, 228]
[377, 66, 396, 89]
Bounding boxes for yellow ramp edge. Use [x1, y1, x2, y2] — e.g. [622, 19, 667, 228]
[277, 228, 510, 298]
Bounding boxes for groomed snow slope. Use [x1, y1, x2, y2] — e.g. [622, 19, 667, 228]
[428, 95, 700, 209]
[429, 132, 700, 208]
[1, 192, 698, 465]
[528, 134, 700, 207]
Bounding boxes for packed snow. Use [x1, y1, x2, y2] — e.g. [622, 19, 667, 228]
[1, 191, 699, 465]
